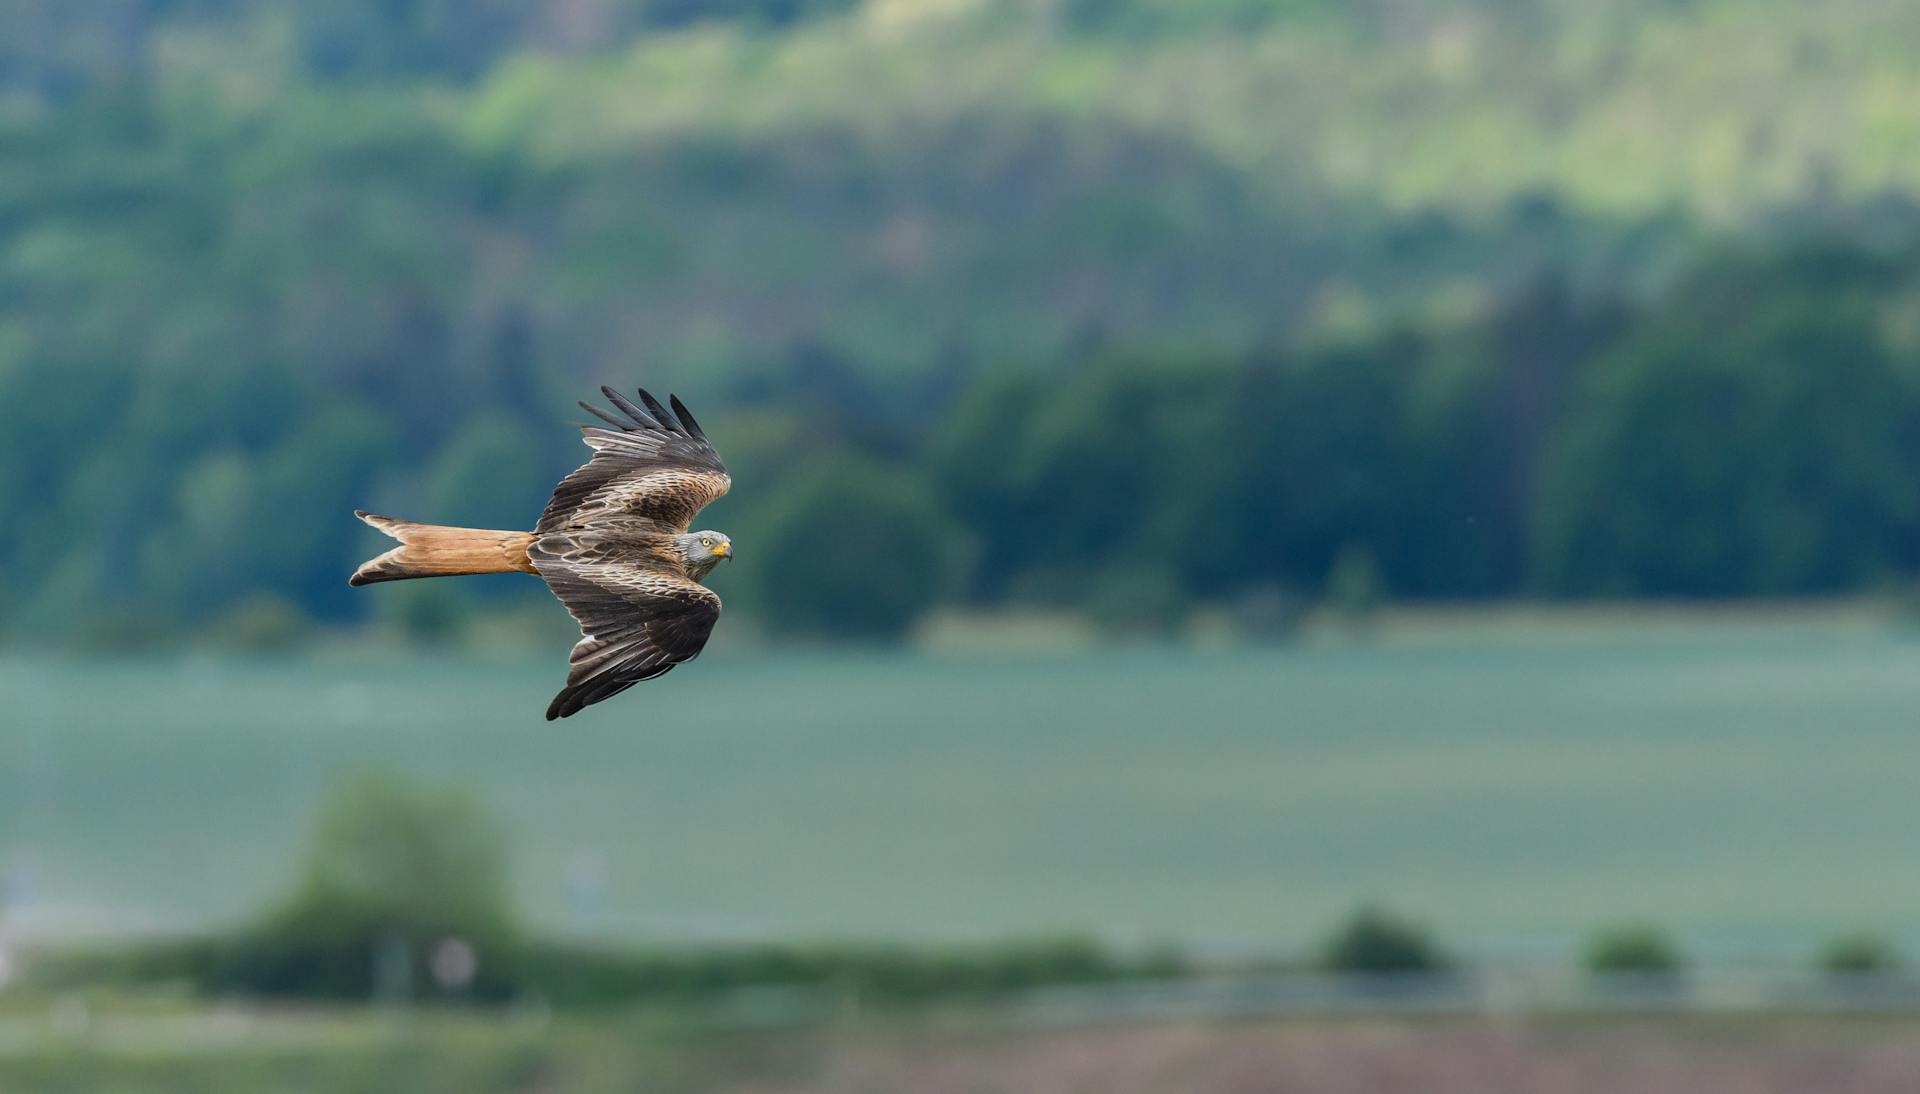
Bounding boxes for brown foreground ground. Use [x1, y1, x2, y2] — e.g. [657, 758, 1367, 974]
[8, 1010, 1920, 1092]
[720, 1017, 1920, 1094]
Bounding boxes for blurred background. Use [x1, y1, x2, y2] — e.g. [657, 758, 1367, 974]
[9, 0, 1920, 1090]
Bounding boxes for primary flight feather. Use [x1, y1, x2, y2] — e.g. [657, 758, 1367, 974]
[349, 386, 734, 720]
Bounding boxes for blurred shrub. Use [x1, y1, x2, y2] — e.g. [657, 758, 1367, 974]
[1820, 932, 1900, 976]
[1321, 906, 1448, 974]
[524, 934, 1147, 1006]
[214, 774, 524, 1001]
[1583, 923, 1682, 977]
[39, 928, 1174, 1009]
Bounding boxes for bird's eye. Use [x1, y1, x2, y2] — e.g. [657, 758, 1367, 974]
[700, 537, 712, 547]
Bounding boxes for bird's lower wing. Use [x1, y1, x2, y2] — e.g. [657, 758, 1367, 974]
[528, 536, 722, 720]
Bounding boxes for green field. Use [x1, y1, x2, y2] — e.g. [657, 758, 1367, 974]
[7, 612, 1920, 957]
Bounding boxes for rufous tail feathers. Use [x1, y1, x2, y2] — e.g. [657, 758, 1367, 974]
[348, 511, 537, 586]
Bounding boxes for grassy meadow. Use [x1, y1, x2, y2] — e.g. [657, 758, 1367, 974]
[8, 608, 1920, 959]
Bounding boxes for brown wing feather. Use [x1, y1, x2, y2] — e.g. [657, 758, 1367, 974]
[538, 386, 730, 534]
[528, 529, 722, 720]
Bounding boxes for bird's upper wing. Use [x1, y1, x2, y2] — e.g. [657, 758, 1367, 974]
[528, 530, 722, 720]
[538, 387, 730, 534]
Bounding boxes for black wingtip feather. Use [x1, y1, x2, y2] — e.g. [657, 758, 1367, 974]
[601, 386, 660, 430]
[636, 388, 681, 434]
[669, 394, 707, 441]
[579, 400, 632, 431]
[578, 386, 712, 445]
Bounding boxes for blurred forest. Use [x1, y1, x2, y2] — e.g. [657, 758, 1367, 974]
[10, 0, 1920, 643]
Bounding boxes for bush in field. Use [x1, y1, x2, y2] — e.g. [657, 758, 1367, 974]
[216, 774, 523, 1001]
[1321, 906, 1448, 974]
[1820, 932, 1900, 976]
[1583, 923, 1682, 978]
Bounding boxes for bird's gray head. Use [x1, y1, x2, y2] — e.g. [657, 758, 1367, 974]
[675, 530, 732, 581]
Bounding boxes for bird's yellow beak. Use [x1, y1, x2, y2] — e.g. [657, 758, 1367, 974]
[715, 542, 731, 558]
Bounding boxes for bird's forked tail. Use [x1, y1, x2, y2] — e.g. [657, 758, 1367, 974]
[348, 511, 538, 587]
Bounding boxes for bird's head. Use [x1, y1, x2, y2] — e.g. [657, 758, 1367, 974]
[677, 530, 732, 580]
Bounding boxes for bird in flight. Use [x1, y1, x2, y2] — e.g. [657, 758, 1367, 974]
[350, 387, 732, 720]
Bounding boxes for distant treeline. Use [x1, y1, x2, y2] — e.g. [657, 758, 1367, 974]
[758, 245, 1920, 637]
[11, 1, 1920, 642]
[16, 240, 1920, 643]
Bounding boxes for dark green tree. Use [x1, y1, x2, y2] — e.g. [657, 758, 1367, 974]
[1232, 344, 1420, 597]
[740, 455, 965, 638]
[1321, 905, 1448, 974]
[1536, 296, 1920, 596]
[932, 356, 1240, 606]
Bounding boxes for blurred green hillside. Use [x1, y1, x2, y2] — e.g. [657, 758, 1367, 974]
[8, 0, 1920, 642]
